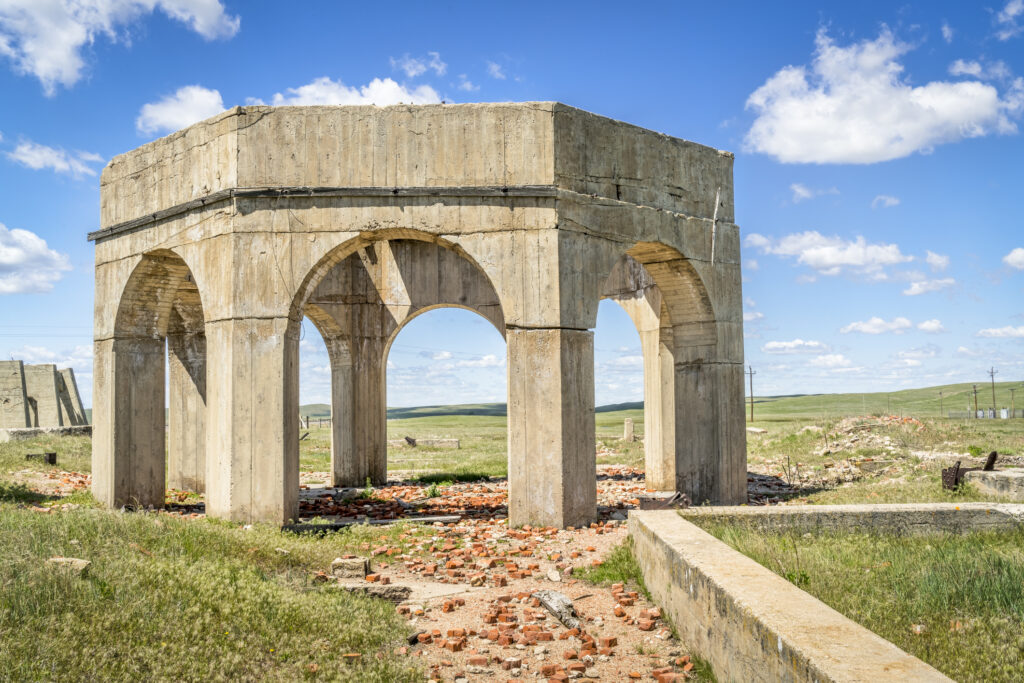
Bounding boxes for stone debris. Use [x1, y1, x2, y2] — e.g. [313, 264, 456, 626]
[331, 556, 370, 578]
[46, 557, 91, 576]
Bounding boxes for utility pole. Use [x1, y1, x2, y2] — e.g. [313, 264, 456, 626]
[989, 367, 998, 414]
[1011, 387, 1017, 418]
[973, 384, 979, 417]
[939, 390, 943, 418]
[746, 366, 756, 422]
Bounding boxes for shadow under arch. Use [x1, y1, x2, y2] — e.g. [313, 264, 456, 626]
[95, 248, 208, 508]
[288, 232, 507, 490]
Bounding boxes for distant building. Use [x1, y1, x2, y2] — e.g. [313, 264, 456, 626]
[0, 361, 88, 428]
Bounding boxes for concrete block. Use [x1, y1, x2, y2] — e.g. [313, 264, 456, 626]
[964, 469, 1024, 502]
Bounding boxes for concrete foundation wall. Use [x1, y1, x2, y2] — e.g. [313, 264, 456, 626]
[680, 502, 1024, 535]
[630, 511, 950, 683]
[59, 369, 88, 426]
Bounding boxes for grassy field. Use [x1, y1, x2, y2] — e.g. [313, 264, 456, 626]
[694, 520, 1024, 682]
[751, 380, 1024, 421]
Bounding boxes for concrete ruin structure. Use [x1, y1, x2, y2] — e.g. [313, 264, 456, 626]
[89, 103, 746, 527]
[0, 360, 88, 430]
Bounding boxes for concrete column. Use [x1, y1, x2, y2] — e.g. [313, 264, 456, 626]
[507, 327, 595, 528]
[640, 325, 677, 491]
[91, 338, 167, 509]
[204, 317, 299, 524]
[167, 331, 207, 492]
[329, 336, 387, 488]
[672, 348, 746, 505]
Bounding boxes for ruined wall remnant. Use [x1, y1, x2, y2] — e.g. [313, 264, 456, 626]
[0, 361, 88, 429]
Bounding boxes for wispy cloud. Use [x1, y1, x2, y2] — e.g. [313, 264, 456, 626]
[840, 317, 912, 334]
[6, 140, 103, 177]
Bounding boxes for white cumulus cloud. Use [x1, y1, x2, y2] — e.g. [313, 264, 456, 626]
[6, 140, 103, 177]
[136, 84, 225, 135]
[0, 222, 71, 293]
[0, 0, 239, 95]
[903, 278, 955, 296]
[457, 74, 479, 92]
[977, 325, 1024, 338]
[1003, 247, 1024, 269]
[260, 76, 441, 106]
[917, 319, 946, 334]
[390, 52, 446, 78]
[942, 22, 954, 44]
[486, 61, 506, 79]
[841, 317, 912, 334]
[744, 231, 911, 278]
[810, 353, 851, 368]
[762, 339, 830, 354]
[996, 0, 1024, 41]
[925, 251, 949, 271]
[790, 183, 838, 203]
[871, 194, 900, 208]
[744, 27, 1024, 164]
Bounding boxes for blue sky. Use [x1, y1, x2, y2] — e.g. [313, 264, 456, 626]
[2, 1, 1024, 408]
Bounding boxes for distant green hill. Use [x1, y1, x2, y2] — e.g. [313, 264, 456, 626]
[752, 381, 1024, 421]
[84, 381, 1024, 425]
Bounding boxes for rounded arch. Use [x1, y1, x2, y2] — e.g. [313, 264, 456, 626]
[287, 228, 501, 335]
[383, 303, 505, 359]
[114, 248, 206, 340]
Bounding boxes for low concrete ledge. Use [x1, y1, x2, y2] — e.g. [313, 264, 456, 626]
[629, 510, 951, 683]
[964, 469, 1024, 502]
[680, 502, 1024, 535]
[0, 425, 92, 442]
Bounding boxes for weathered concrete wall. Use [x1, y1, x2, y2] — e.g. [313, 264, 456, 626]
[681, 502, 1024, 535]
[24, 364, 62, 428]
[0, 360, 29, 429]
[964, 470, 1024, 502]
[91, 103, 746, 527]
[630, 511, 951, 683]
[58, 368, 88, 426]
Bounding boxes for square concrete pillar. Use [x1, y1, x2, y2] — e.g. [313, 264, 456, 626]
[673, 355, 747, 505]
[204, 318, 299, 524]
[91, 338, 167, 508]
[330, 337, 387, 488]
[641, 326, 677, 491]
[167, 332, 207, 492]
[0, 360, 29, 429]
[507, 327, 595, 528]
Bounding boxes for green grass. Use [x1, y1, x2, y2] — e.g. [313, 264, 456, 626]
[0, 433, 92, 476]
[751, 381, 1024, 421]
[694, 521, 1024, 682]
[0, 503, 424, 681]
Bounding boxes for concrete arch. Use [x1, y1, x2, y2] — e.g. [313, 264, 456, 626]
[598, 245, 742, 504]
[94, 249, 208, 508]
[383, 303, 505, 359]
[298, 237, 506, 488]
